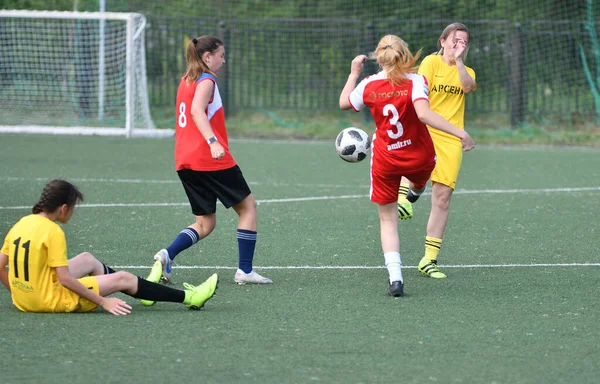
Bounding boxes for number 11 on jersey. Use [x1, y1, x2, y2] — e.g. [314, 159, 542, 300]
[13, 237, 30, 281]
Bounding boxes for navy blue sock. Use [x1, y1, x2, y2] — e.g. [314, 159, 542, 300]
[166, 227, 199, 261]
[237, 229, 257, 273]
[102, 263, 116, 274]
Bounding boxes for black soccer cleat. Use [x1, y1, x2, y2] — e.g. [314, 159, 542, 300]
[388, 280, 404, 297]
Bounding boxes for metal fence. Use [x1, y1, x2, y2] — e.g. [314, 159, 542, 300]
[144, 17, 600, 124]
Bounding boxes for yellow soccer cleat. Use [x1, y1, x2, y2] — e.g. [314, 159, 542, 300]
[397, 197, 413, 220]
[140, 261, 163, 307]
[418, 258, 447, 279]
[184, 273, 219, 310]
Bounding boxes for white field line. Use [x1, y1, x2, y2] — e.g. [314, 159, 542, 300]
[1, 187, 600, 210]
[3, 177, 600, 193]
[0, 187, 600, 210]
[1, 177, 180, 184]
[0, 176, 359, 189]
[112, 263, 600, 270]
[0, 194, 366, 210]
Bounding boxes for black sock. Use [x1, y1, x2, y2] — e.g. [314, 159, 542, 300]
[406, 190, 421, 203]
[102, 263, 116, 274]
[132, 277, 185, 303]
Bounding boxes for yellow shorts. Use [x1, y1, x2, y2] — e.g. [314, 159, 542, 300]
[430, 133, 463, 190]
[59, 276, 100, 313]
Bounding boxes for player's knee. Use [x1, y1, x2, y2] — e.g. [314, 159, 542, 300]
[249, 196, 257, 210]
[204, 222, 216, 236]
[80, 252, 96, 264]
[114, 271, 135, 286]
[195, 216, 216, 236]
[433, 192, 452, 210]
[237, 196, 257, 217]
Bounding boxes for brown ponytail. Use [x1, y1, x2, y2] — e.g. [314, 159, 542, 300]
[369, 35, 421, 86]
[32, 179, 84, 214]
[182, 35, 223, 84]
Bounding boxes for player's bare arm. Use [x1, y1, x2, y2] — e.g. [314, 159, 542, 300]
[453, 41, 475, 93]
[191, 79, 225, 160]
[413, 100, 475, 151]
[55, 266, 132, 315]
[0, 252, 10, 291]
[455, 61, 475, 93]
[339, 54, 366, 110]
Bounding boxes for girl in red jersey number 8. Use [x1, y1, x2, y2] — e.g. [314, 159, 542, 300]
[141, 36, 272, 294]
[339, 35, 474, 297]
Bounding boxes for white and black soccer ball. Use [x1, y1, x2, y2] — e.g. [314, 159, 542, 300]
[335, 127, 371, 163]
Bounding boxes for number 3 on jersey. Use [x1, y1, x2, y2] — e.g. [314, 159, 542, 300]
[383, 104, 404, 139]
[178, 102, 187, 128]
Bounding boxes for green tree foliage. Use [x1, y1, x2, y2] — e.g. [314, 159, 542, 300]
[3, 0, 598, 21]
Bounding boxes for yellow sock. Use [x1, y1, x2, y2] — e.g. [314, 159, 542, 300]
[398, 182, 409, 199]
[424, 236, 442, 261]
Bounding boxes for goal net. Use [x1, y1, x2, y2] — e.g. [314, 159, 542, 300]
[0, 10, 169, 137]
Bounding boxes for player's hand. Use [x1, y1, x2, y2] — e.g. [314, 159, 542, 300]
[350, 55, 367, 76]
[461, 131, 475, 151]
[451, 40, 467, 61]
[101, 297, 132, 316]
[210, 142, 225, 160]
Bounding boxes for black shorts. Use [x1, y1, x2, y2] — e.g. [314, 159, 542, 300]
[177, 166, 252, 216]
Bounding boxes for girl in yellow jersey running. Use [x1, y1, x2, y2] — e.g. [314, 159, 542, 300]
[0, 179, 218, 315]
[397, 22, 476, 278]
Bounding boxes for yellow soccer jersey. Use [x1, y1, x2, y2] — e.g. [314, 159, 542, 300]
[1, 214, 70, 312]
[418, 54, 476, 141]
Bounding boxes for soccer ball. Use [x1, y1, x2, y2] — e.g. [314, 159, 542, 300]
[335, 127, 371, 163]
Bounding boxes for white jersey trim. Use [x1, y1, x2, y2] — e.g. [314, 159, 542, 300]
[349, 71, 429, 110]
[197, 74, 223, 121]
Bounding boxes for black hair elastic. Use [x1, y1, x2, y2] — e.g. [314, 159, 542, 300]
[192, 38, 197, 45]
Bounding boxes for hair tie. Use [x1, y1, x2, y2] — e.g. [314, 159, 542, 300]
[192, 38, 197, 45]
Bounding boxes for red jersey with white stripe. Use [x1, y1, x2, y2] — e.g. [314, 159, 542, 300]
[174, 73, 236, 171]
[349, 72, 436, 173]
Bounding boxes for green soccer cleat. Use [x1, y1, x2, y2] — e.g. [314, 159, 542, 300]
[184, 273, 219, 310]
[397, 197, 413, 220]
[418, 258, 447, 279]
[140, 261, 163, 307]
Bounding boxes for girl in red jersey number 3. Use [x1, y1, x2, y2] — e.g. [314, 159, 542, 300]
[143, 36, 271, 296]
[339, 35, 474, 297]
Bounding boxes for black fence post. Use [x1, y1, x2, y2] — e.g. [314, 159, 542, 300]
[363, 23, 377, 124]
[510, 23, 525, 127]
[217, 21, 230, 116]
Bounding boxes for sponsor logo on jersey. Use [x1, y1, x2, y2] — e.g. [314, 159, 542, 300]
[368, 89, 409, 101]
[387, 139, 412, 151]
[431, 84, 464, 95]
[12, 280, 34, 292]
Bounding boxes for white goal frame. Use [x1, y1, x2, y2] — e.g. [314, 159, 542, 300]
[0, 10, 173, 138]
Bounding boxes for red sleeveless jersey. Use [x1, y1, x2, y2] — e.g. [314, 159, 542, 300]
[349, 72, 436, 174]
[174, 73, 236, 171]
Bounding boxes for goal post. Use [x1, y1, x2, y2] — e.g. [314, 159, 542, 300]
[0, 10, 172, 138]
